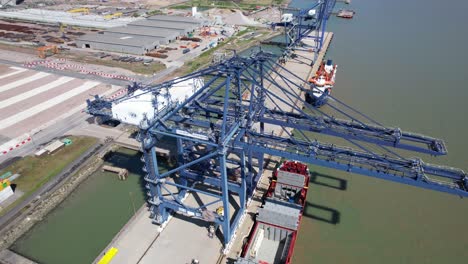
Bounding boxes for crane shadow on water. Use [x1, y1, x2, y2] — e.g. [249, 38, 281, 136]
[303, 201, 341, 225]
[309, 171, 347, 191]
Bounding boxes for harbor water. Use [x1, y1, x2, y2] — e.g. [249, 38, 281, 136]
[287, 0, 468, 263]
[10, 148, 151, 264]
[7, 1, 468, 263]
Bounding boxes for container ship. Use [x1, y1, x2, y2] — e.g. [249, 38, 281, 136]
[236, 160, 310, 264]
[306, 59, 337, 107]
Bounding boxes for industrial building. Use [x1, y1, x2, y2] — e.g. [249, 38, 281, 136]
[0, 0, 16, 7]
[147, 14, 203, 24]
[105, 27, 179, 45]
[76, 15, 203, 55]
[0, 9, 139, 28]
[77, 33, 159, 55]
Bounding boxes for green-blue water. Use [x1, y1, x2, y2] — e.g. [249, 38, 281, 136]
[10, 1, 468, 263]
[287, 0, 468, 263]
[10, 148, 148, 264]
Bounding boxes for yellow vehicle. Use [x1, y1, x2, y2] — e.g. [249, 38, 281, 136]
[104, 12, 123, 20]
[68, 8, 89, 15]
[0, 179, 11, 192]
[216, 206, 224, 217]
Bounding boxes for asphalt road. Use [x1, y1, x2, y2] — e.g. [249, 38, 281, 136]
[0, 53, 180, 238]
[0, 111, 89, 165]
[0, 58, 131, 87]
[0, 58, 180, 88]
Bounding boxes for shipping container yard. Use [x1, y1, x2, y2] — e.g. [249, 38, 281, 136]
[0, 0, 467, 263]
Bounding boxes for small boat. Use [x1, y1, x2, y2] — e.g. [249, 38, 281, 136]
[337, 9, 355, 19]
[306, 59, 337, 107]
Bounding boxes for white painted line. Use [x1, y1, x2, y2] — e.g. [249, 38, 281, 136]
[0, 81, 99, 130]
[0, 67, 28, 80]
[27, 84, 120, 136]
[0, 76, 74, 109]
[0, 72, 50, 93]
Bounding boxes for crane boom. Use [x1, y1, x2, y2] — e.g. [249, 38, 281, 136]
[84, 0, 466, 249]
[244, 132, 467, 196]
[86, 51, 466, 197]
[273, 0, 336, 57]
[260, 111, 447, 155]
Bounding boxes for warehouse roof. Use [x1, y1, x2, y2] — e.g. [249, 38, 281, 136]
[147, 15, 202, 25]
[105, 26, 179, 40]
[77, 15, 202, 53]
[103, 32, 168, 44]
[79, 33, 159, 47]
[44, 140, 64, 153]
[129, 19, 197, 30]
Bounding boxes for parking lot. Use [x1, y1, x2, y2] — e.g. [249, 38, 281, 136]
[0, 65, 110, 146]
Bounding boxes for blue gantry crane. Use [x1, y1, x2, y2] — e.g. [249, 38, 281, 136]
[272, 0, 336, 59]
[86, 0, 467, 249]
[86, 50, 467, 248]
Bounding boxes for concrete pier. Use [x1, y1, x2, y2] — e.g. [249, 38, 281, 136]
[70, 124, 171, 157]
[102, 165, 128, 180]
[92, 31, 334, 264]
[0, 249, 37, 264]
[224, 31, 334, 262]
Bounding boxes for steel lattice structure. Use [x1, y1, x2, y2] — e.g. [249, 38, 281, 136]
[85, 0, 467, 248]
[87, 50, 467, 247]
[273, 0, 337, 60]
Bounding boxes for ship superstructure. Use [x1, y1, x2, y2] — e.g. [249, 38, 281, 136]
[307, 59, 337, 107]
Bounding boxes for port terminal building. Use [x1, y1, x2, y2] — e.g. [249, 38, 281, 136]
[76, 15, 203, 55]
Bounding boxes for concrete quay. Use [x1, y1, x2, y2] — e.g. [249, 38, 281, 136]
[0, 249, 37, 264]
[223, 31, 334, 262]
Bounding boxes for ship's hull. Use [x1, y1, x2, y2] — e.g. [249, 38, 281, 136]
[305, 86, 331, 107]
[307, 59, 337, 107]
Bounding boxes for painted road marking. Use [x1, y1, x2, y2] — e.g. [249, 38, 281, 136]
[0, 81, 99, 130]
[0, 72, 50, 93]
[97, 247, 118, 264]
[0, 67, 28, 80]
[0, 77, 74, 109]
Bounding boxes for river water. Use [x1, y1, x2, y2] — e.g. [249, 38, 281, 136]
[287, 0, 468, 263]
[10, 148, 149, 264]
[9, 1, 468, 263]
